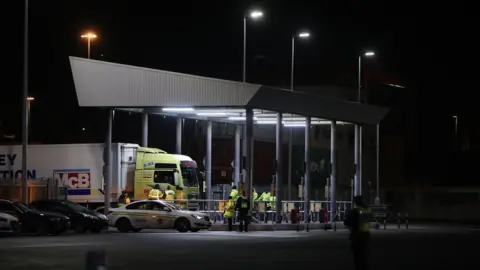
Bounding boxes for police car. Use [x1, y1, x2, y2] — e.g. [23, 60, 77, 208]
[107, 199, 212, 233]
[0, 212, 20, 233]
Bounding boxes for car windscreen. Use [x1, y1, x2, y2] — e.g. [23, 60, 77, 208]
[14, 202, 40, 213]
[63, 201, 90, 212]
[180, 161, 199, 187]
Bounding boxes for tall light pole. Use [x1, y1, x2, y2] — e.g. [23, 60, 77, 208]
[21, 0, 29, 203]
[453, 115, 458, 138]
[27, 97, 34, 141]
[243, 10, 263, 82]
[287, 31, 310, 200]
[356, 51, 375, 201]
[27, 97, 34, 123]
[81, 32, 97, 59]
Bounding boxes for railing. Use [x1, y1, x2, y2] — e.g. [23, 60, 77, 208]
[171, 199, 352, 224]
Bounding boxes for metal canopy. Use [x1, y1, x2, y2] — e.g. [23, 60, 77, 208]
[69, 57, 388, 125]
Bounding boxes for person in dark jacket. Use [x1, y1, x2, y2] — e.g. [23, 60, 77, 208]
[344, 195, 372, 270]
[235, 190, 250, 232]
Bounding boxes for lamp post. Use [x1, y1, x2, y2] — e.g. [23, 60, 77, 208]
[356, 51, 375, 200]
[22, 0, 29, 203]
[81, 32, 97, 59]
[287, 31, 310, 200]
[243, 10, 263, 82]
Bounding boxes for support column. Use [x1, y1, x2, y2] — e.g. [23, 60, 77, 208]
[288, 128, 293, 200]
[359, 126, 363, 195]
[141, 114, 148, 147]
[245, 108, 254, 201]
[176, 118, 182, 154]
[304, 117, 311, 223]
[234, 125, 241, 186]
[354, 125, 360, 196]
[205, 122, 212, 210]
[375, 124, 380, 205]
[275, 113, 283, 223]
[330, 121, 337, 222]
[104, 109, 114, 214]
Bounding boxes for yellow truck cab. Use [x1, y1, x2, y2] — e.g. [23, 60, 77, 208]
[127, 147, 200, 210]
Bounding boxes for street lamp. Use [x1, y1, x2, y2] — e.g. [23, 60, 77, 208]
[287, 31, 310, 200]
[356, 50, 375, 202]
[81, 32, 97, 59]
[27, 97, 35, 141]
[27, 96, 34, 123]
[243, 10, 263, 82]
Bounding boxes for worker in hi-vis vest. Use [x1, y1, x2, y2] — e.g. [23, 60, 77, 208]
[344, 195, 372, 270]
[223, 196, 235, 231]
[165, 185, 176, 203]
[148, 184, 163, 200]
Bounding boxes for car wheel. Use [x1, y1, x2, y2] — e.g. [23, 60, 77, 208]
[37, 222, 49, 236]
[190, 228, 200, 232]
[73, 223, 87, 234]
[175, 218, 191, 233]
[116, 218, 132, 233]
[132, 228, 142, 233]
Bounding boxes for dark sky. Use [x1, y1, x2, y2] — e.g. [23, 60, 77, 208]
[1, 0, 478, 180]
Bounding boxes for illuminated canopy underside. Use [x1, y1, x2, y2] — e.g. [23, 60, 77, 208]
[69, 57, 389, 125]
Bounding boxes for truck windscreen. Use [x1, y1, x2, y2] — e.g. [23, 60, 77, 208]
[180, 161, 199, 187]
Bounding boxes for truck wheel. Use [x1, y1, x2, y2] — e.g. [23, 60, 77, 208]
[190, 228, 200, 232]
[175, 218, 191, 233]
[116, 218, 132, 233]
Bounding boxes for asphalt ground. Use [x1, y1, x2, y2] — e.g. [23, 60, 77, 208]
[1, 227, 478, 270]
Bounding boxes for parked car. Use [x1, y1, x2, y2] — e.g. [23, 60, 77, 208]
[0, 199, 70, 235]
[30, 200, 108, 233]
[0, 212, 20, 233]
[107, 199, 212, 233]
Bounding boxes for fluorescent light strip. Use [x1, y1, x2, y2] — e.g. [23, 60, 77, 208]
[196, 112, 228, 116]
[229, 116, 259, 121]
[162, 107, 194, 112]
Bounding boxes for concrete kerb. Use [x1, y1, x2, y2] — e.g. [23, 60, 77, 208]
[209, 222, 387, 231]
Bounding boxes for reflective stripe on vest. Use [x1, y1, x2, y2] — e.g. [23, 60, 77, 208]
[239, 196, 248, 209]
[357, 207, 372, 232]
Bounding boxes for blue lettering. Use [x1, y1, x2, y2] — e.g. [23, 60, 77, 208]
[0, 169, 36, 180]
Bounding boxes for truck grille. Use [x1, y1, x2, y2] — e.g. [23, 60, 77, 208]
[187, 193, 199, 210]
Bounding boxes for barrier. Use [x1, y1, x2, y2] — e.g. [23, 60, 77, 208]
[168, 199, 351, 225]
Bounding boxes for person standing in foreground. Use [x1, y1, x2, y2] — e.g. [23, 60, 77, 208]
[344, 195, 372, 270]
[235, 190, 250, 232]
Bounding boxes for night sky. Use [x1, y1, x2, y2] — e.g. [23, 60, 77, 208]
[1, 1, 478, 183]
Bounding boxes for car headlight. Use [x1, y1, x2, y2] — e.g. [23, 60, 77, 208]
[82, 213, 97, 219]
[191, 215, 203, 220]
[98, 214, 107, 220]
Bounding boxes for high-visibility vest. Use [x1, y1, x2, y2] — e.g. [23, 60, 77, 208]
[125, 197, 131, 204]
[357, 206, 372, 232]
[148, 189, 161, 200]
[238, 196, 248, 209]
[165, 190, 175, 201]
[224, 200, 235, 218]
[230, 189, 239, 202]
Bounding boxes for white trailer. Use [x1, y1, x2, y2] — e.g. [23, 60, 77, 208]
[0, 143, 139, 204]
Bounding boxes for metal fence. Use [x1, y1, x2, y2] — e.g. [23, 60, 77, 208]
[171, 199, 352, 224]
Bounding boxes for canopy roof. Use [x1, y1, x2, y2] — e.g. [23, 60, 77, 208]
[69, 57, 388, 125]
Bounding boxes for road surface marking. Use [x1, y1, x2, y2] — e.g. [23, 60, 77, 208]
[11, 242, 108, 248]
